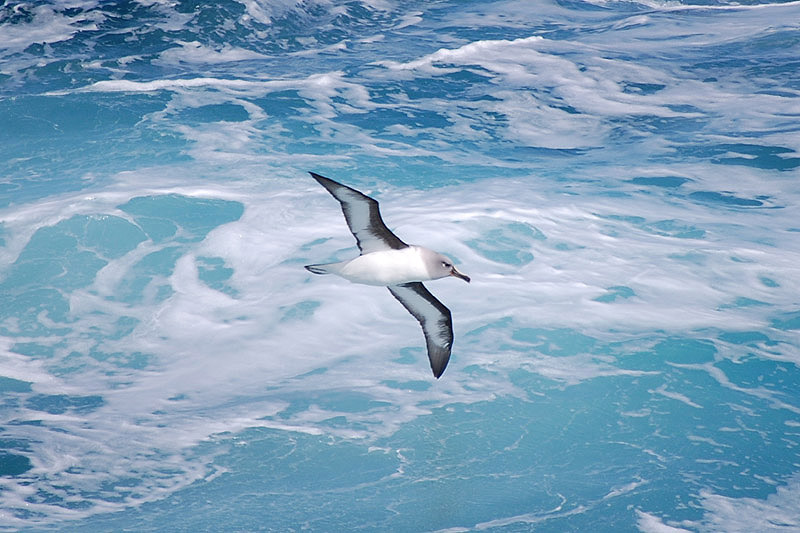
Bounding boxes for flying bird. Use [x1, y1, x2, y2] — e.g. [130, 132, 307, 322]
[304, 172, 469, 378]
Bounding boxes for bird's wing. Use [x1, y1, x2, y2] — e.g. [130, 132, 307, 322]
[310, 172, 407, 254]
[388, 282, 454, 379]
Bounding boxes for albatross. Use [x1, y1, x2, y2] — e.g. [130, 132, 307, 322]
[304, 172, 469, 378]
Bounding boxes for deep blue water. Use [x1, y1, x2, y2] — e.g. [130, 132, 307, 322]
[2, 1, 800, 531]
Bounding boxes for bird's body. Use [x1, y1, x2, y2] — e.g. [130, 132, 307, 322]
[304, 172, 469, 378]
[308, 246, 452, 286]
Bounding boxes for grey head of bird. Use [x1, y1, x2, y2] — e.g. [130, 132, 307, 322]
[421, 248, 471, 283]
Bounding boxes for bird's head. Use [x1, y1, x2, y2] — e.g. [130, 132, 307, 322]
[432, 252, 470, 283]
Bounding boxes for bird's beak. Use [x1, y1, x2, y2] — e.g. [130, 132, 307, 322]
[450, 266, 471, 283]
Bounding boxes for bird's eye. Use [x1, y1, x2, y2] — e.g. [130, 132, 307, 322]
[442, 261, 451, 268]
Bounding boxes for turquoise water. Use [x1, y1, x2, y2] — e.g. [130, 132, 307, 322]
[2, 1, 800, 531]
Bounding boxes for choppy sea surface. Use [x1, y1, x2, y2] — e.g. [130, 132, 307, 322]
[2, 0, 800, 531]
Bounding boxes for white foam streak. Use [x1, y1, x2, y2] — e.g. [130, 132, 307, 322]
[78, 70, 369, 110]
[652, 385, 703, 409]
[154, 41, 270, 65]
[636, 510, 692, 533]
[86, 77, 275, 93]
[657, 0, 800, 12]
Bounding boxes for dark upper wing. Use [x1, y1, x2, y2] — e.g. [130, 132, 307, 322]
[309, 172, 407, 254]
[388, 282, 454, 379]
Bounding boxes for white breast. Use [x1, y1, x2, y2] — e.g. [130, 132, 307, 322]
[338, 247, 431, 286]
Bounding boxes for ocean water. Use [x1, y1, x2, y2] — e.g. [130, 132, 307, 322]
[1, 0, 800, 531]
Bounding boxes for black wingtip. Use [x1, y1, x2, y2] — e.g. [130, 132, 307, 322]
[309, 171, 323, 182]
[309, 171, 331, 183]
[309, 172, 343, 194]
[430, 354, 449, 379]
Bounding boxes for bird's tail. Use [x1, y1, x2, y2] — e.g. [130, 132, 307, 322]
[304, 262, 341, 275]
